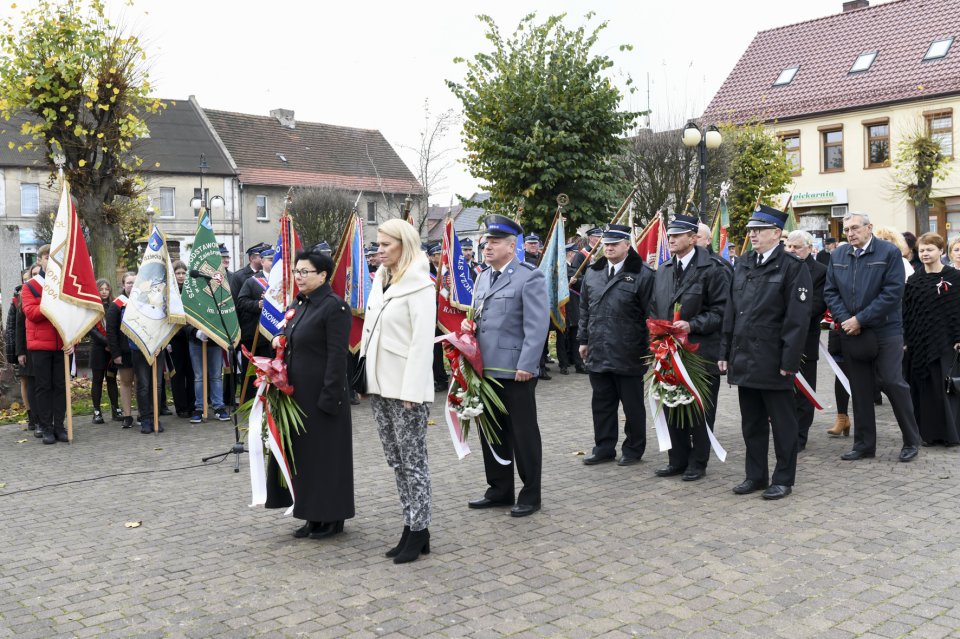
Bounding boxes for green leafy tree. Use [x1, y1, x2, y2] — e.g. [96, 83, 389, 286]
[447, 13, 641, 235]
[0, 0, 162, 279]
[715, 121, 794, 247]
[287, 187, 355, 248]
[891, 126, 952, 235]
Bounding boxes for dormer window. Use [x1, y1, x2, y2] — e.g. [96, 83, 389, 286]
[774, 65, 799, 86]
[276, 152, 287, 163]
[849, 51, 877, 73]
[924, 37, 954, 60]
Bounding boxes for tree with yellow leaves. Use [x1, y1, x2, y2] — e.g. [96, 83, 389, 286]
[0, 0, 162, 278]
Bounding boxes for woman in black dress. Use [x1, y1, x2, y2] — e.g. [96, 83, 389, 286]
[88, 278, 120, 423]
[903, 232, 960, 447]
[267, 249, 354, 538]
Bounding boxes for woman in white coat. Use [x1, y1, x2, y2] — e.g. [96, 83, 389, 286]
[361, 219, 437, 564]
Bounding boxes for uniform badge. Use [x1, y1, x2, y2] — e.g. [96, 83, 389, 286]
[285, 308, 296, 321]
[798, 287, 808, 301]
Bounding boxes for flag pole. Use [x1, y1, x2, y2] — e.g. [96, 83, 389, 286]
[152, 361, 159, 434]
[202, 341, 209, 421]
[239, 329, 260, 406]
[64, 351, 73, 443]
[569, 188, 636, 282]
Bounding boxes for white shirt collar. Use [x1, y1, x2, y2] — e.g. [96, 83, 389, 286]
[758, 245, 777, 265]
[856, 238, 872, 254]
[677, 249, 696, 270]
[609, 260, 625, 275]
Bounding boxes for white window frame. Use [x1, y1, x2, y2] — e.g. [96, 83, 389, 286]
[158, 187, 176, 218]
[20, 183, 40, 217]
[256, 195, 269, 221]
[924, 37, 954, 61]
[849, 51, 877, 73]
[366, 200, 377, 224]
[773, 65, 799, 86]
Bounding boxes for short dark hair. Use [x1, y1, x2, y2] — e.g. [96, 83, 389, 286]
[172, 260, 187, 271]
[295, 249, 335, 280]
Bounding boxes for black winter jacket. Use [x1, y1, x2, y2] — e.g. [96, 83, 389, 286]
[105, 299, 132, 368]
[578, 248, 655, 376]
[650, 245, 730, 366]
[721, 244, 811, 390]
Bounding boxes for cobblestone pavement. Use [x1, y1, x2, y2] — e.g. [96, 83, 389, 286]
[2, 364, 959, 639]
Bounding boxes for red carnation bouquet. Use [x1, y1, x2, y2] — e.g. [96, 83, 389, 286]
[645, 303, 713, 428]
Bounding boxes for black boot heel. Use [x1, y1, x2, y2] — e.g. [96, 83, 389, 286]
[385, 526, 410, 558]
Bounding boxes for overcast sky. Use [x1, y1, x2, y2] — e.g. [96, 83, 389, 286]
[5, 0, 869, 204]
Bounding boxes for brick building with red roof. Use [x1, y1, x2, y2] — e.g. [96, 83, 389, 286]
[703, 0, 960, 241]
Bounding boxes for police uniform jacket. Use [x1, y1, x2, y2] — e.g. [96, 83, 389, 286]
[578, 248, 655, 376]
[802, 254, 828, 359]
[650, 245, 730, 365]
[721, 244, 811, 390]
[472, 258, 549, 379]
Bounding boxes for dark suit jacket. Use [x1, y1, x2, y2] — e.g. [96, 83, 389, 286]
[803, 254, 828, 360]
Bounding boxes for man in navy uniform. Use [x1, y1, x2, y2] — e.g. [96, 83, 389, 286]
[523, 234, 542, 264]
[651, 214, 730, 481]
[231, 242, 267, 299]
[464, 215, 549, 517]
[578, 224, 655, 466]
[720, 205, 811, 500]
[461, 238, 480, 277]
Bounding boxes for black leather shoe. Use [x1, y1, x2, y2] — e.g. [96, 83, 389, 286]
[655, 464, 686, 477]
[899, 446, 919, 462]
[510, 504, 540, 517]
[538, 372, 552, 380]
[617, 456, 641, 467]
[582, 454, 616, 465]
[682, 469, 705, 481]
[159, 407, 173, 416]
[733, 479, 768, 495]
[54, 429, 69, 443]
[293, 521, 321, 538]
[575, 366, 587, 374]
[559, 367, 569, 375]
[841, 449, 875, 460]
[309, 520, 344, 539]
[762, 484, 792, 500]
[468, 497, 514, 509]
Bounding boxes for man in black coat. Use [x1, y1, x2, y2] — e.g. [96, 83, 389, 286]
[578, 225, 655, 466]
[720, 205, 811, 500]
[555, 242, 585, 374]
[230, 242, 266, 299]
[784, 230, 828, 450]
[816, 237, 837, 266]
[650, 215, 730, 482]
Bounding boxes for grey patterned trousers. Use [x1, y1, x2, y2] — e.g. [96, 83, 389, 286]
[370, 396, 432, 531]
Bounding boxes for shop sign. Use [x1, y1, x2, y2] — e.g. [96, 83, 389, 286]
[793, 189, 848, 207]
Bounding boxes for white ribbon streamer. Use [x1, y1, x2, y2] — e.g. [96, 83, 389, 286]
[704, 422, 727, 462]
[248, 383, 267, 508]
[444, 394, 472, 460]
[647, 390, 673, 452]
[794, 372, 824, 410]
[818, 337, 851, 397]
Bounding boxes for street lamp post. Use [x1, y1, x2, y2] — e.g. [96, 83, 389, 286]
[681, 122, 723, 221]
[189, 153, 226, 244]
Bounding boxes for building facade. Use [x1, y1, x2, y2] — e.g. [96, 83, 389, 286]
[703, 0, 960, 243]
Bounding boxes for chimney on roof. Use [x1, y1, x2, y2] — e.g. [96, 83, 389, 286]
[842, 0, 869, 11]
[270, 108, 295, 129]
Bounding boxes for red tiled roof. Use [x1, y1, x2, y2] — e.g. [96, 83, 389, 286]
[204, 109, 421, 194]
[702, 0, 960, 124]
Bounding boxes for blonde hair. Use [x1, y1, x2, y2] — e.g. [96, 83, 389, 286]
[948, 236, 960, 262]
[873, 226, 908, 257]
[378, 218, 426, 284]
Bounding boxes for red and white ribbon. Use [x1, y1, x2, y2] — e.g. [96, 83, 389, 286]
[794, 372, 823, 410]
[444, 388, 471, 460]
[247, 383, 295, 515]
[818, 337, 851, 396]
[648, 360, 727, 462]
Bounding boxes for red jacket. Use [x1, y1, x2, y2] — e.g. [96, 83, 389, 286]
[20, 276, 63, 352]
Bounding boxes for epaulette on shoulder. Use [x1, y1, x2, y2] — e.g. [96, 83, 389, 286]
[519, 261, 537, 270]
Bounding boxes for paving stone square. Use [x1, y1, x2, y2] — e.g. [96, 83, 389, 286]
[1, 365, 959, 638]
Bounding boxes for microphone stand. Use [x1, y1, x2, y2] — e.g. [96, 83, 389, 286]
[195, 273, 246, 472]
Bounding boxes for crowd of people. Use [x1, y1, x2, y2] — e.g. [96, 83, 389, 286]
[5, 206, 959, 564]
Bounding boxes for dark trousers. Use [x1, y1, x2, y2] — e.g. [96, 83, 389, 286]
[556, 326, 583, 370]
[795, 357, 818, 447]
[589, 372, 646, 459]
[32, 350, 66, 433]
[739, 387, 798, 486]
[835, 360, 850, 414]
[91, 367, 119, 414]
[222, 349, 237, 407]
[666, 373, 721, 472]
[479, 378, 542, 506]
[132, 350, 159, 423]
[169, 342, 195, 413]
[432, 329, 448, 386]
[844, 333, 921, 453]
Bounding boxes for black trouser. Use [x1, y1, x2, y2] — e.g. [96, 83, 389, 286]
[169, 342, 195, 413]
[739, 387, 798, 486]
[132, 351, 159, 423]
[843, 333, 921, 453]
[666, 372, 721, 472]
[432, 333, 448, 386]
[32, 350, 66, 433]
[222, 349, 237, 407]
[556, 326, 583, 370]
[835, 360, 850, 414]
[479, 378, 542, 506]
[795, 357, 818, 447]
[588, 372, 646, 459]
[91, 367, 119, 414]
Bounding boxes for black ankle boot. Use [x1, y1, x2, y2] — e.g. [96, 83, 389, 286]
[42, 428, 56, 445]
[385, 526, 411, 558]
[293, 521, 322, 538]
[309, 521, 343, 540]
[393, 528, 430, 564]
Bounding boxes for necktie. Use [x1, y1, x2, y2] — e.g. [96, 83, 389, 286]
[676, 259, 685, 284]
[608, 266, 615, 281]
[756, 254, 763, 267]
[854, 248, 864, 258]
[491, 270, 501, 286]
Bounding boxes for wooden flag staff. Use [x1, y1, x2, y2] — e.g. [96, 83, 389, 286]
[64, 352, 73, 443]
[202, 341, 208, 421]
[152, 362, 160, 434]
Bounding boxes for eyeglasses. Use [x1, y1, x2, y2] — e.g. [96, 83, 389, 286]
[842, 224, 864, 233]
[293, 269, 318, 277]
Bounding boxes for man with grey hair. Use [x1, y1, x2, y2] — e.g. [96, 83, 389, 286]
[784, 229, 827, 450]
[823, 212, 921, 462]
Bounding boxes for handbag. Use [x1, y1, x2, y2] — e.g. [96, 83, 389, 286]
[351, 299, 390, 395]
[945, 350, 960, 396]
[839, 327, 879, 362]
